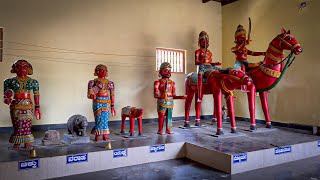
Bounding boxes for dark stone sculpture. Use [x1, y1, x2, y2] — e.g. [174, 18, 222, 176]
[67, 115, 88, 137]
[42, 130, 62, 145]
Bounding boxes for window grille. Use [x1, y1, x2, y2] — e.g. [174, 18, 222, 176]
[156, 48, 186, 73]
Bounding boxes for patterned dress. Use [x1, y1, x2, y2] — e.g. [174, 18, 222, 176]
[4, 77, 39, 144]
[88, 78, 114, 135]
[156, 79, 175, 129]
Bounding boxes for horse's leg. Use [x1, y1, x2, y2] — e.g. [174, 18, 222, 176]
[184, 92, 194, 128]
[213, 88, 223, 135]
[138, 117, 143, 136]
[212, 107, 217, 124]
[195, 93, 201, 126]
[259, 91, 271, 128]
[129, 117, 135, 136]
[226, 95, 236, 133]
[120, 115, 126, 134]
[247, 84, 257, 130]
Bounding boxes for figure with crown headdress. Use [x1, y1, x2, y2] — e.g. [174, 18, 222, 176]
[232, 23, 265, 91]
[232, 24, 265, 72]
[195, 31, 222, 102]
[3, 60, 41, 150]
[154, 62, 186, 135]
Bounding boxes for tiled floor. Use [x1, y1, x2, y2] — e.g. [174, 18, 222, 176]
[53, 156, 320, 180]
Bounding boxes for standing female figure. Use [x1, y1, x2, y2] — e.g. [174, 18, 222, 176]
[3, 60, 41, 150]
[87, 64, 116, 141]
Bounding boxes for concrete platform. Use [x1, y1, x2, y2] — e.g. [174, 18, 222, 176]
[63, 134, 90, 144]
[0, 120, 319, 179]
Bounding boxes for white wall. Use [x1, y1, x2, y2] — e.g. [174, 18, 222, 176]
[0, 0, 222, 127]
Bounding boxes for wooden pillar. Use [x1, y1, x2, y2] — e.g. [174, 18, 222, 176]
[0, 27, 3, 62]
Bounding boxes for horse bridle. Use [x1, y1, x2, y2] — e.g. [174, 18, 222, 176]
[220, 71, 249, 98]
[277, 34, 300, 51]
[225, 70, 248, 85]
[263, 34, 299, 68]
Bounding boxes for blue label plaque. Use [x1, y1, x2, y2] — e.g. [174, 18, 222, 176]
[18, 159, 40, 170]
[150, 144, 165, 153]
[233, 153, 247, 164]
[275, 146, 291, 155]
[113, 149, 128, 158]
[66, 153, 88, 164]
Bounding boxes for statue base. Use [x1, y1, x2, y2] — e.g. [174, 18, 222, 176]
[42, 139, 62, 146]
[179, 124, 206, 129]
[42, 130, 62, 146]
[63, 134, 90, 144]
[123, 134, 147, 139]
[211, 131, 246, 138]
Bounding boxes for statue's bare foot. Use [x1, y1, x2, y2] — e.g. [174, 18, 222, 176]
[13, 144, 21, 150]
[95, 135, 102, 142]
[166, 130, 174, 134]
[103, 134, 110, 141]
[24, 143, 33, 149]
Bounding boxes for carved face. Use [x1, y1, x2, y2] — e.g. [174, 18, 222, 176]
[160, 67, 171, 78]
[95, 65, 108, 78]
[13, 60, 31, 77]
[80, 119, 88, 127]
[75, 116, 88, 128]
[235, 35, 246, 45]
[199, 38, 209, 48]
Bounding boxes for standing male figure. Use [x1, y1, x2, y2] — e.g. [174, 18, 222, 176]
[154, 62, 186, 135]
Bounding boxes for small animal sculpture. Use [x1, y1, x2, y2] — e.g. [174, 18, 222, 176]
[121, 106, 144, 136]
[67, 115, 89, 136]
[42, 130, 62, 145]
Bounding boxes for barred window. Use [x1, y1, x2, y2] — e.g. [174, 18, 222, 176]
[156, 48, 186, 74]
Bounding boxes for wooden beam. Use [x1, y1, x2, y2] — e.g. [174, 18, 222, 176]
[202, 0, 212, 3]
[0, 27, 3, 62]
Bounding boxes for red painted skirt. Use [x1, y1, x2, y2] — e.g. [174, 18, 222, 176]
[9, 99, 35, 144]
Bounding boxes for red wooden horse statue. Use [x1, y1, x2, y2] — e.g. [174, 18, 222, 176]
[184, 68, 256, 134]
[247, 29, 302, 128]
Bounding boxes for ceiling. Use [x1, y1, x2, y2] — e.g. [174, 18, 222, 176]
[202, 0, 239, 6]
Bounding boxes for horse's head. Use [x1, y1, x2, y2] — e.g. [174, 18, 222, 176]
[223, 68, 252, 86]
[272, 29, 303, 55]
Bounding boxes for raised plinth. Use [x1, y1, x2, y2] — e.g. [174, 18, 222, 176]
[63, 134, 90, 144]
[186, 140, 320, 174]
[0, 121, 319, 179]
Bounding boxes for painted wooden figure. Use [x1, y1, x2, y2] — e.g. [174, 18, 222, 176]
[120, 106, 144, 136]
[87, 64, 116, 141]
[195, 31, 222, 101]
[246, 29, 302, 128]
[154, 62, 186, 135]
[232, 24, 265, 72]
[3, 60, 41, 150]
[184, 68, 256, 134]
